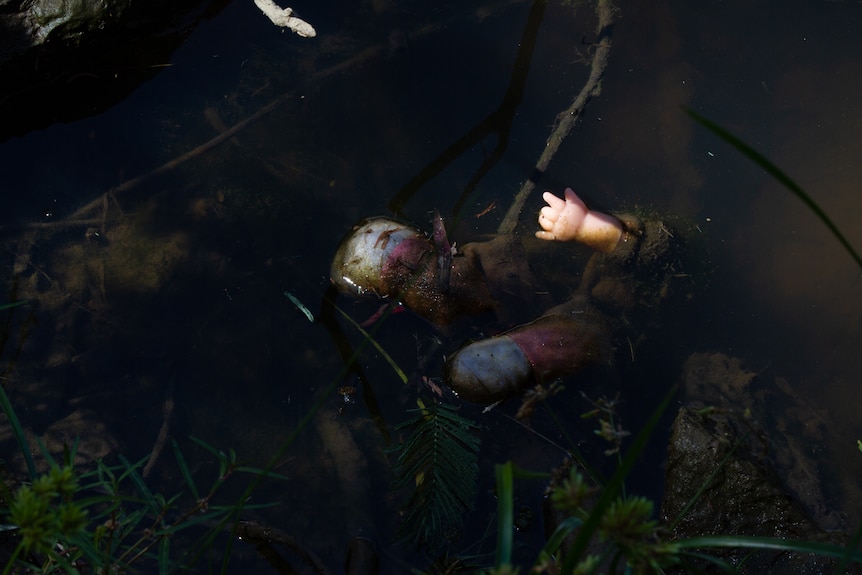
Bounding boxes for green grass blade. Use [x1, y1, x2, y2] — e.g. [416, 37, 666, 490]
[68, 535, 96, 566]
[0, 301, 27, 312]
[159, 536, 170, 575]
[837, 520, 862, 573]
[559, 385, 677, 574]
[209, 501, 279, 511]
[118, 454, 162, 518]
[675, 535, 862, 563]
[187, 435, 226, 461]
[537, 516, 582, 565]
[117, 507, 149, 539]
[542, 402, 604, 486]
[685, 108, 862, 270]
[510, 465, 550, 481]
[158, 508, 231, 535]
[62, 437, 80, 468]
[0, 383, 35, 479]
[326, 299, 408, 384]
[174, 509, 237, 574]
[72, 494, 125, 515]
[213, 286, 408, 574]
[35, 435, 56, 467]
[116, 455, 150, 482]
[494, 461, 515, 568]
[171, 438, 200, 502]
[233, 466, 289, 480]
[668, 431, 747, 532]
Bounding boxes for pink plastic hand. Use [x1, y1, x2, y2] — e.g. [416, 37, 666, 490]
[535, 188, 623, 253]
[536, 188, 588, 242]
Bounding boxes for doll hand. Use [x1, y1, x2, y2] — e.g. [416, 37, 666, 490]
[535, 188, 623, 253]
[536, 188, 588, 242]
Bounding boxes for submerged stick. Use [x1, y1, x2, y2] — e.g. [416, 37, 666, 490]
[142, 386, 174, 478]
[498, 0, 617, 235]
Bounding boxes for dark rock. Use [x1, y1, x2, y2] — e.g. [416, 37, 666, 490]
[661, 351, 859, 575]
[677, 352, 844, 531]
[0, 0, 230, 141]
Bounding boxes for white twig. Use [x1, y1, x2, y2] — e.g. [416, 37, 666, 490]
[254, 0, 316, 37]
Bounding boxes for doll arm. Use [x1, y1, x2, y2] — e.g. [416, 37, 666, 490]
[536, 188, 623, 253]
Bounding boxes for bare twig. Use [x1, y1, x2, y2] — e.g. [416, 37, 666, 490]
[142, 387, 174, 478]
[498, 0, 617, 234]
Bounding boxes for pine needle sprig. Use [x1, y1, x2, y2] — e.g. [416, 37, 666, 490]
[391, 401, 482, 551]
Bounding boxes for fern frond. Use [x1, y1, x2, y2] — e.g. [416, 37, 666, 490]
[391, 402, 481, 550]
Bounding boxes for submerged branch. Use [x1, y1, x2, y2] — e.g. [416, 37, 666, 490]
[498, 0, 617, 235]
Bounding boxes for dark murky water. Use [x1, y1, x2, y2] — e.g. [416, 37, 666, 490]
[1, 0, 860, 572]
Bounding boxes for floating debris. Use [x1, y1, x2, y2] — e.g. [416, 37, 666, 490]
[284, 291, 315, 322]
[253, 0, 316, 38]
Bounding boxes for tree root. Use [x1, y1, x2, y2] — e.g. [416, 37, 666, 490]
[498, 0, 617, 235]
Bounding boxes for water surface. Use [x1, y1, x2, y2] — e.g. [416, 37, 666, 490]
[1, 0, 860, 571]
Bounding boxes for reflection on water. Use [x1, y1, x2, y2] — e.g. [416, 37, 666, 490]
[1, 0, 861, 571]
